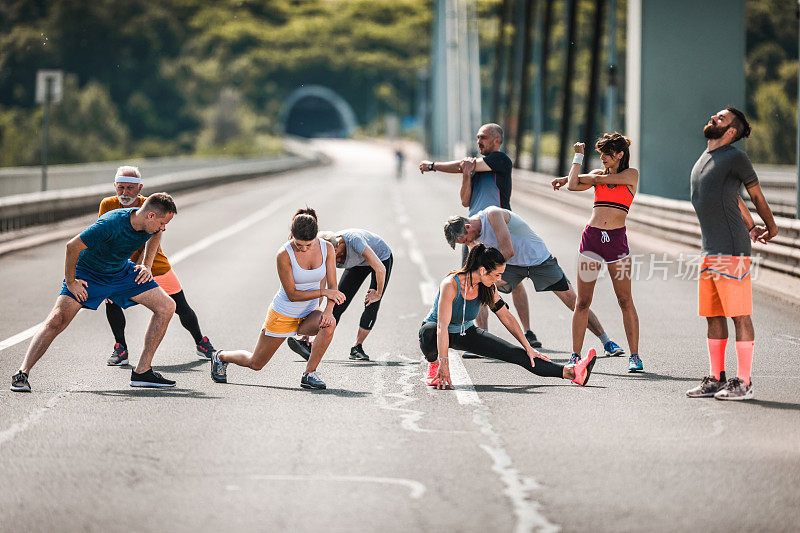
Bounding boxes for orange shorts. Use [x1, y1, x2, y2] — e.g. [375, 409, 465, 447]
[263, 307, 318, 338]
[698, 256, 752, 317]
[153, 268, 182, 296]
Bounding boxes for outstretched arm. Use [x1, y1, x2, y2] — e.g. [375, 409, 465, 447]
[578, 168, 639, 188]
[435, 278, 457, 389]
[419, 159, 464, 174]
[362, 246, 386, 306]
[64, 236, 88, 302]
[487, 208, 514, 260]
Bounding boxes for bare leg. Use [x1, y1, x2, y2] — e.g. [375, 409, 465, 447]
[555, 283, 605, 339]
[569, 273, 598, 355]
[475, 305, 488, 330]
[731, 315, 754, 342]
[354, 327, 371, 346]
[706, 316, 728, 339]
[511, 283, 531, 331]
[219, 333, 285, 370]
[129, 287, 176, 373]
[608, 258, 639, 354]
[297, 311, 336, 373]
[19, 296, 83, 374]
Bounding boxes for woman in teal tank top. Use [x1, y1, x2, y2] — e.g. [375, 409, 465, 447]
[418, 245, 597, 389]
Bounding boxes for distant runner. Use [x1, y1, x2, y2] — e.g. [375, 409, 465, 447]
[685, 107, 777, 400]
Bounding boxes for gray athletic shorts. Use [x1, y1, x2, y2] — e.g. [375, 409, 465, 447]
[497, 255, 569, 293]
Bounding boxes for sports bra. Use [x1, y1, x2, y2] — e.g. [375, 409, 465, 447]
[593, 182, 635, 213]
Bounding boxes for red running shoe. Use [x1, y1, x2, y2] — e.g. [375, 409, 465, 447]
[571, 348, 597, 386]
[426, 361, 440, 386]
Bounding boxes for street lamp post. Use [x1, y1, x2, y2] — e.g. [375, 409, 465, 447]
[35, 70, 63, 192]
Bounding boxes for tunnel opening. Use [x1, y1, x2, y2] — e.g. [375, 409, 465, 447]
[284, 96, 347, 138]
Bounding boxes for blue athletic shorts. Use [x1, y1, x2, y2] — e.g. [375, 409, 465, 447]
[60, 260, 160, 310]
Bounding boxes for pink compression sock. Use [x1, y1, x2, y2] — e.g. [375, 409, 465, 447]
[735, 340, 754, 385]
[707, 338, 727, 380]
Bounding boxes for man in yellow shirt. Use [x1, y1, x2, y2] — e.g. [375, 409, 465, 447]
[100, 166, 215, 365]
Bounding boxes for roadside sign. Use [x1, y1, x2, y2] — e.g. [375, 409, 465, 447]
[35, 70, 63, 104]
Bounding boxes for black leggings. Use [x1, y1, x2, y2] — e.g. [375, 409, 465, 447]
[332, 255, 393, 331]
[418, 322, 564, 378]
[105, 290, 204, 347]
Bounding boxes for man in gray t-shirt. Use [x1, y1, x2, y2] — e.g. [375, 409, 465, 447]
[686, 107, 777, 402]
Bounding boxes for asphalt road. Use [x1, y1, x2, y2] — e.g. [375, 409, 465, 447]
[1, 140, 798, 532]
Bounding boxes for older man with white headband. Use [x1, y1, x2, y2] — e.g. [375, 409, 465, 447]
[100, 166, 216, 367]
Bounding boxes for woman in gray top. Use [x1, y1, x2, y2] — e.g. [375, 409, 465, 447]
[287, 228, 393, 361]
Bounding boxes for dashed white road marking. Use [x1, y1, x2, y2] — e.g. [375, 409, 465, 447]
[248, 474, 426, 499]
[393, 193, 559, 533]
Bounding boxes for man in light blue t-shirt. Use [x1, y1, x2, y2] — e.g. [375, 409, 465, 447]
[11, 193, 179, 393]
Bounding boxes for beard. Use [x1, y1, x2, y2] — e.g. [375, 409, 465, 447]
[117, 195, 136, 206]
[703, 123, 729, 139]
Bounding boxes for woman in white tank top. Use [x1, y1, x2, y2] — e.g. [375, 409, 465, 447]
[209, 208, 345, 390]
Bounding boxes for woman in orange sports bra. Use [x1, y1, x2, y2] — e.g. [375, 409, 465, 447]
[552, 133, 642, 373]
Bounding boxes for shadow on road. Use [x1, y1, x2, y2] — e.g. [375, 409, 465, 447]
[225, 382, 370, 397]
[748, 399, 800, 412]
[593, 370, 698, 382]
[109, 360, 207, 373]
[75, 388, 220, 399]
[321, 360, 413, 367]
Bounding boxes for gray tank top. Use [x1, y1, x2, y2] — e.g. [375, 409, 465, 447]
[424, 275, 481, 334]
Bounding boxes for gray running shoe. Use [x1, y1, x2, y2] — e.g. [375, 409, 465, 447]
[301, 371, 326, 390]
[714, 377, 753, 401]
[196, 336, 215, 359]
[107, 343, 129, 366]
[349, 345, 370, 361]
[686, 372, 727, 398]
[11, 371, 31, 392]
[211, 350, 228, 383]
[287, 337, 312, 361]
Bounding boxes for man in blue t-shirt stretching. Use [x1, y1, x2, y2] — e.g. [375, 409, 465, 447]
[419, 123, 541, 348]
[11, 193, 179, 392]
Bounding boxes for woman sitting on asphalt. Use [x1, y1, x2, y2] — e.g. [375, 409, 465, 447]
[418, 244, 597, 389]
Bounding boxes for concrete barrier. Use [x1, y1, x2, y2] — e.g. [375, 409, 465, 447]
[515, 169, 800, 278]
[0, 147, 327, 233]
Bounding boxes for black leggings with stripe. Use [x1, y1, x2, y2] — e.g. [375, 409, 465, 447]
[105, 290, 204, 347]
[418, 322, 564, 378]
[332, 255, 393, 331]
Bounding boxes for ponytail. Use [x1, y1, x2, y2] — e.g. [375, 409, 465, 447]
[451, 244, 506, 305]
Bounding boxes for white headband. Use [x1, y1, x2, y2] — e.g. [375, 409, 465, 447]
[115, 174, 141, 184]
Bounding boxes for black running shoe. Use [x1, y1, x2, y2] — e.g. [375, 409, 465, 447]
[211, 350, 228, 383]
[287, 337, 312, 361]
[686, 372, 727, 398]
[525, 330, 542, 348]
[107, 343, 128, 366]
[11, 371, 31, 392]
[349, 344, 370, 361]
[130, 369, 176, 388]
[196, 336, 215, 359]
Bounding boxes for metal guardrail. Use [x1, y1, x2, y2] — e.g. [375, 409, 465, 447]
[515, 169, 800, 278]
[0, 150, 327, 233]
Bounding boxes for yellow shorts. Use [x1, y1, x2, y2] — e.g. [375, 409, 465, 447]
[263, 307, 318, 338]
[153, 268, 182, 296]
[698, 256, 752, 318]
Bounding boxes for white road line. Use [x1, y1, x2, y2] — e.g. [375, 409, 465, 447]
[393, 194, 559, 533]
[0, 389, 72, 446]
[0, 192, 302, 355]
[248, 474, 426, 499]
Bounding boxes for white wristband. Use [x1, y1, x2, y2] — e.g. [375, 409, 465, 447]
[572, 153, 584, 165]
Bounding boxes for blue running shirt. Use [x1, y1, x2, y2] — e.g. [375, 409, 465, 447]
[78, 208, 155, 274]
